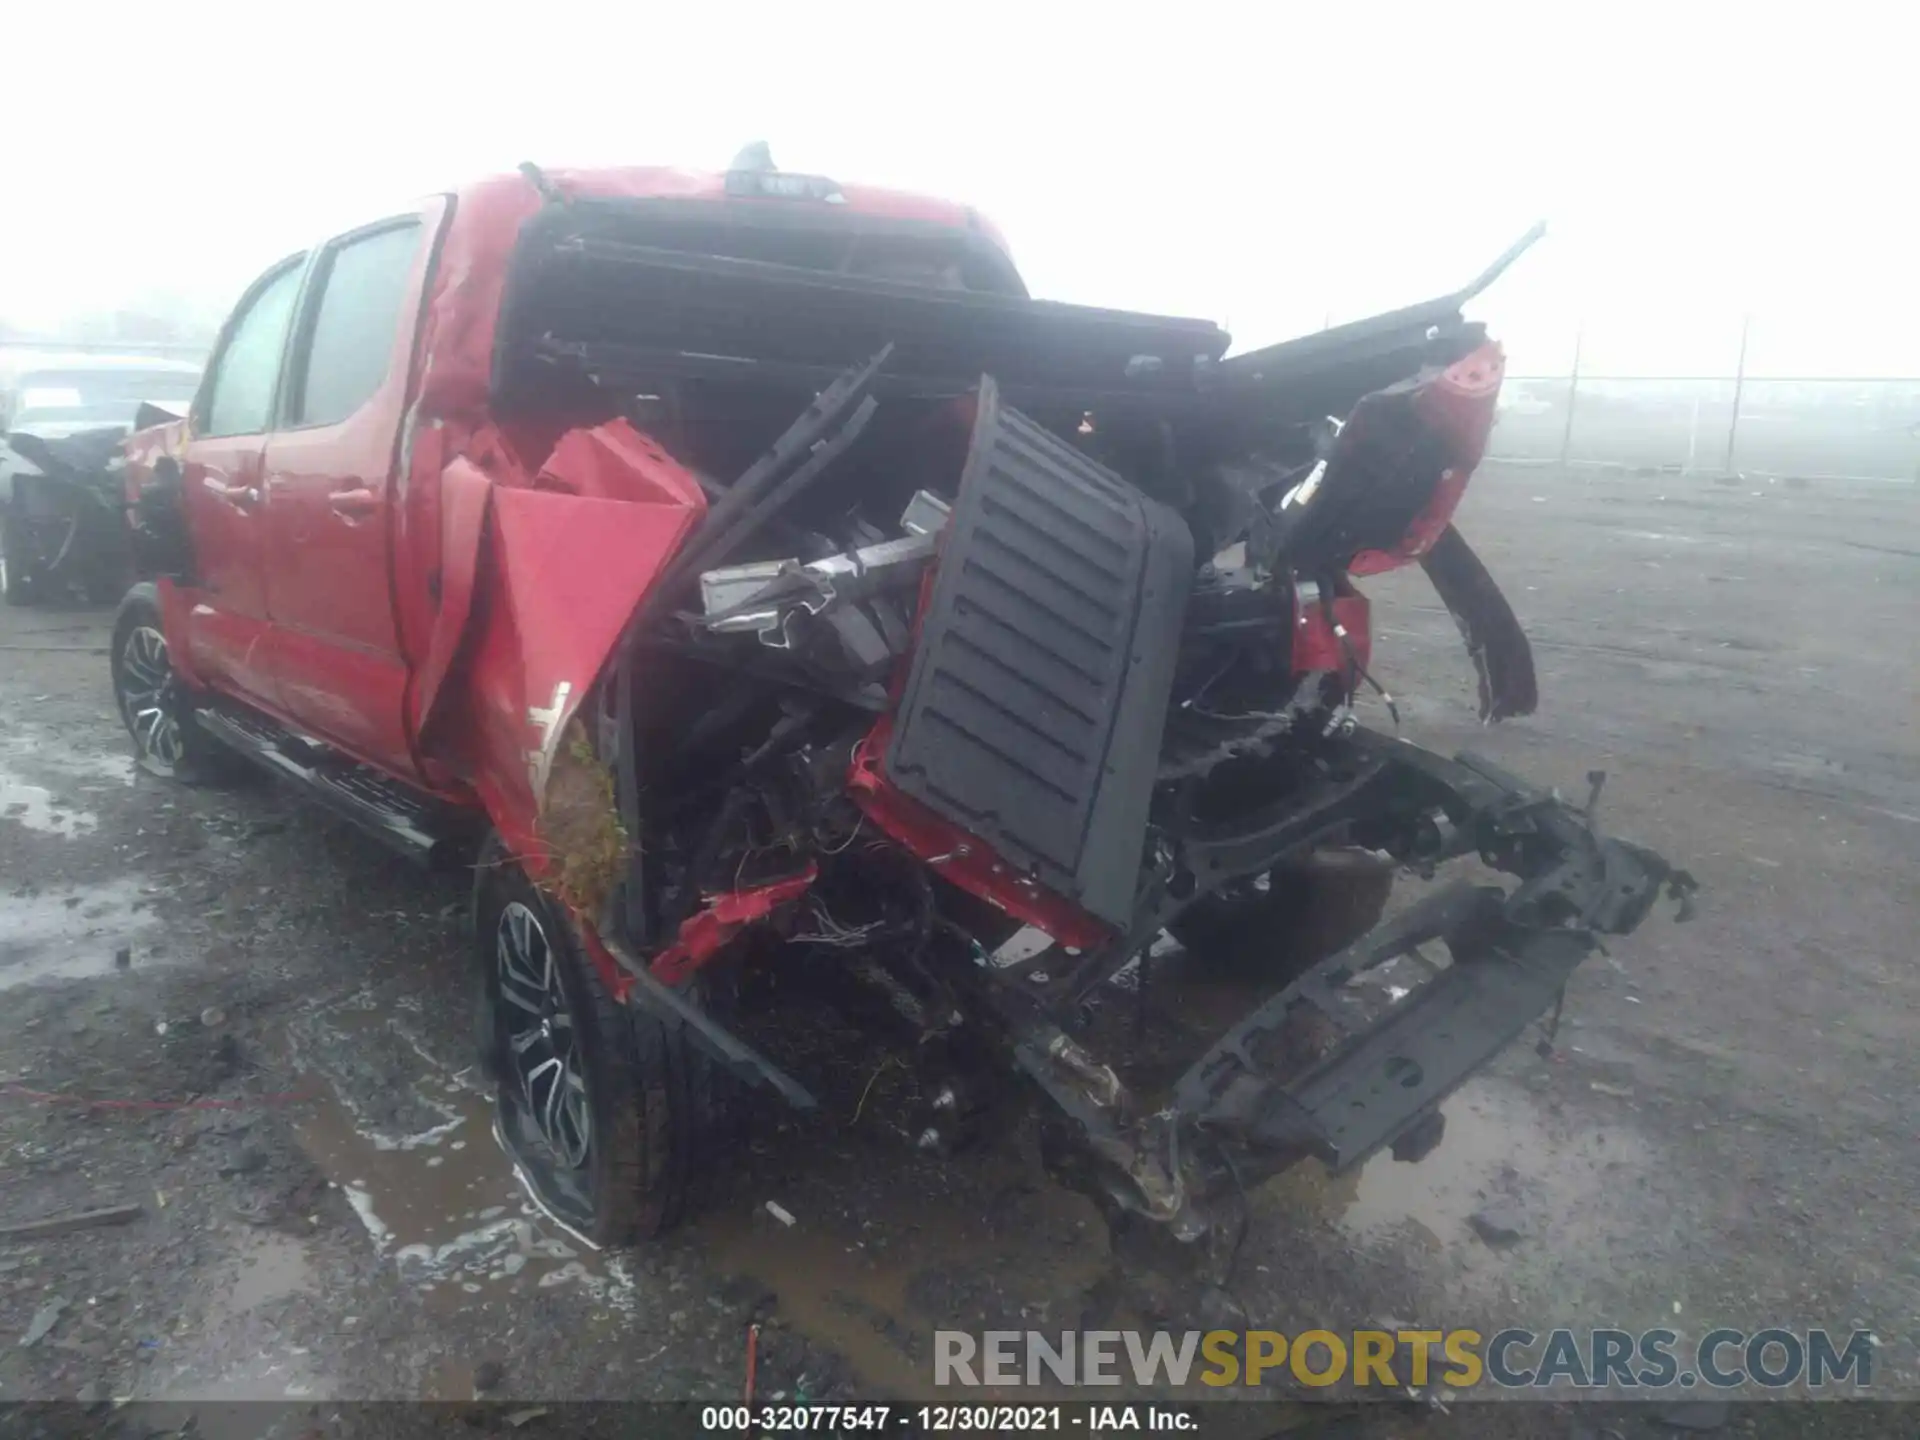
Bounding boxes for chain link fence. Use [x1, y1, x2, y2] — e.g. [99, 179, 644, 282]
[1489, 375, 1920, 482]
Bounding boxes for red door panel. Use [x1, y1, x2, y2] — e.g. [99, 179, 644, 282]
[178, 435, 274, 701]
[261, 205, 446, 776]
[175, 255, 307, 712]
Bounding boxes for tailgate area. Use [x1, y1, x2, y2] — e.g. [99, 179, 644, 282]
[881, 379, 1193, 927]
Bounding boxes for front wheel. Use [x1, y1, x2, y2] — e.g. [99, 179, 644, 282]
[111, 585, 197, 775]
[474, 840, 731, 1245]
[109, 584, 249, 782]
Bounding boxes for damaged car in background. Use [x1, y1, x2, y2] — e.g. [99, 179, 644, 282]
[1, 356, 200, 604]
[112, 153, 1696, 1249]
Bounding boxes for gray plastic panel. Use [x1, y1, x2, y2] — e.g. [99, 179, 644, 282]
[883, 380, 1192, 927]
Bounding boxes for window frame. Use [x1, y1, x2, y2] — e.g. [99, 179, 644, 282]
[191, 251, 310, 440]
[275, 215, 424, 433]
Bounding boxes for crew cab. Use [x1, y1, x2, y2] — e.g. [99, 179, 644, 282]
[115, 157, 1694, 1248]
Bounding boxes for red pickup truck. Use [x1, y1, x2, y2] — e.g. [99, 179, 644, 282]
[116, 158, 1693, 1249]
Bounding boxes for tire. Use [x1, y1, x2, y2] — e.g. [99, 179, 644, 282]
[1, 502, 42, 605]
[110, 584, 230, 779]
[1169, 849, 1395, 983]
[474, 837, 731, 1245]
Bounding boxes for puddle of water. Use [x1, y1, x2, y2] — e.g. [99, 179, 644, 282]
[1314, 1078, 1649, 1265]
[216, 1231, 320, 1318]
[143, 1235, 327, 1407]
[698, 1165, 1109, 1399]
[288, 998, 633, 1317]
[0, 772, 98, 837]
[0, 734, 134, 838]
[0, 730, 138, 786]
[0, 875, 161, 990]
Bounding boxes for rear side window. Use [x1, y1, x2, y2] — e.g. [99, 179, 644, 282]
[289, 221, 422, 428]
[202, 260, 305, 438]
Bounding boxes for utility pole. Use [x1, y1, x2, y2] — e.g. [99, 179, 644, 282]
[1724, 312, 1752, 475]
[1559, 325, 1584, 469]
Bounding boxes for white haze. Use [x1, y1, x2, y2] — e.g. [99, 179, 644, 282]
[1, 1, 1908, 377]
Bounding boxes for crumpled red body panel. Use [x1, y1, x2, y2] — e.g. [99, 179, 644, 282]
[409, 456, 493, 755]
[428, 423, 706, 862]
[650, 868, 820, 986]
[847, 719, 1113, 952]
[1350, 342, 1504, 576]
[534, 418, 705, 507]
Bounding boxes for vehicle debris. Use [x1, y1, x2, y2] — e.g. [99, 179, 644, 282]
[18, 1295, 68, 1348]
[0, 1203, 144, 1242]
[1466, 1202, 1529, 1247]
[2, 364, 196, 606]
[107, 153, 1695, 1252]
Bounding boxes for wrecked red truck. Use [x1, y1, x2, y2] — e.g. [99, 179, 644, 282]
[113, 158, 1694, 1248]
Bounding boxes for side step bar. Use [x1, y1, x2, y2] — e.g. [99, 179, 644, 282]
[194, 705, 466, 867]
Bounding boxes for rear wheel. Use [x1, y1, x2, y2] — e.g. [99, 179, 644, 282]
[475, 840, 731, 1245]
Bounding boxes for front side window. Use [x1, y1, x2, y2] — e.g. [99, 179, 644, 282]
[202, 260, 305, 438]
[290, 222, 422, 428]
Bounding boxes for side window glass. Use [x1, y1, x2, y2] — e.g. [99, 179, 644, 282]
[202, 261, 304, 438]
[290, 222, 422, 428]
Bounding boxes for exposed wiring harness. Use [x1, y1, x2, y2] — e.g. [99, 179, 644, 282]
[1320, 577, 1399, 729]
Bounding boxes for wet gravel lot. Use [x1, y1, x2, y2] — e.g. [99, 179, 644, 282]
[1, 461, 1916, 1437]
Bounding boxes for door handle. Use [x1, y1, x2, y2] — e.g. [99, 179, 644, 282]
[328, 487, 379, 520]
[202, 476, 260, 509]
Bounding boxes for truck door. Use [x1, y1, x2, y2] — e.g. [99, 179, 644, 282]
[259, 207, 440, 773]
[177, 254, 307, 707]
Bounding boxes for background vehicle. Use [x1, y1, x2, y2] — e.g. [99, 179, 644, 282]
[1, 355, 199, 603]
[115, 158, 1693, 1248]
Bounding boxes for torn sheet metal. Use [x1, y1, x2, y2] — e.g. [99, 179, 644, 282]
[649, 867, 819, 986]
[1418, 523, 1539, 721]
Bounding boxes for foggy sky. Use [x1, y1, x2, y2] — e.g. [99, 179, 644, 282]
[3, 2, 1908, 377]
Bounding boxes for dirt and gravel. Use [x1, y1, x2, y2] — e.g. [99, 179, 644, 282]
[1, 460, 1915, 1437]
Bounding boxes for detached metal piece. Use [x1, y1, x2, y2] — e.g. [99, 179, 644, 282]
[899, 489, 952, 537]
[698, 530, 940, 641]
[1418, 523, 1538, 721]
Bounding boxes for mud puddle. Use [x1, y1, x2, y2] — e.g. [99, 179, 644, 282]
[219, 1229, 321, 1315]
[0, 733, 137, 844]
[696, 1154, 1109, 1398]
[0, 732, 134, 838]
[0, 874, 162, 989]
[142, 1229, 332, 1406]
[285, 996, 637, 1333]
[1261, 1077, 1652, 1281]
[0, 772, 98, 838]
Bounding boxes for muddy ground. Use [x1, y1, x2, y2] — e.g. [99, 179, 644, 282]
[1, 461, 1916, 1437]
